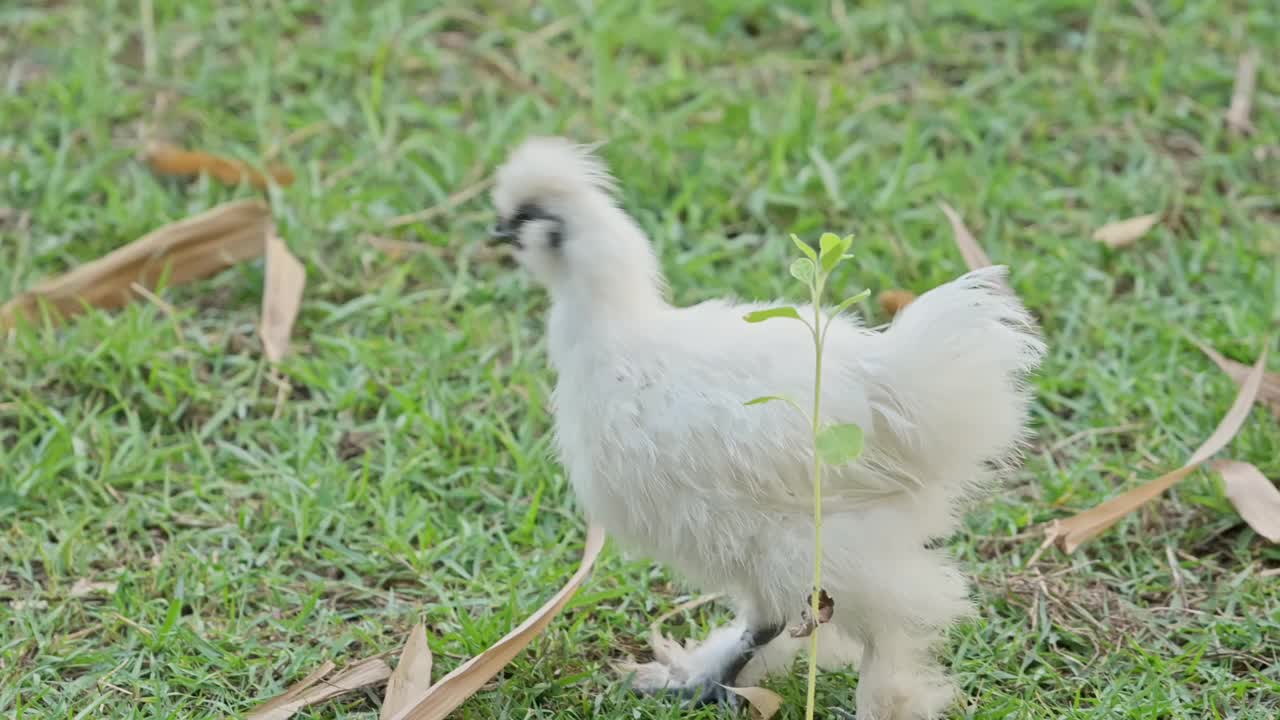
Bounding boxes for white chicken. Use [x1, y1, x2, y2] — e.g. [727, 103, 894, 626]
[488, 137, 1045, 719]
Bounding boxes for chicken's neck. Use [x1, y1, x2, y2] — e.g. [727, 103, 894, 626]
[545, 280, 667, 374]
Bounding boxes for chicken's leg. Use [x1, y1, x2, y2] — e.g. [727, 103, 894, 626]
[619, 620, 784, 707]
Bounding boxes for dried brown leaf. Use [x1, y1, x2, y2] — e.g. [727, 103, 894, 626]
[1195, 342, 1280, 417]
[1046, 347, 1269, 553]
[1212, 460, 1280, 543]
[245, 661, 335, 720]
[1226, 50, 1260, 135]
[385, 526, 606, 720]
[145, 141, 295, 189]
[787, 618, 817, 638]
[363, 234, 505, 265]
[258, 234, 306, 363]
[878, 289, 916, 318]
[247, 658, 391, 720]
[69, 579, 118, 598]
[338, 430, 379, 461]
[787, 588, 834, 638]
[1092, 213, 1160, 249]
[814, 589, 833, 624]
[381, 624, 434, 720]
[723, 684, 784, 720]
[364, 235, 438, 261]
[939, 202, 992, 271]
[0, 199, 269, 331]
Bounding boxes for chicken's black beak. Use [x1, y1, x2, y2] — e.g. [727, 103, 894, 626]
[487, 221, 521, 248]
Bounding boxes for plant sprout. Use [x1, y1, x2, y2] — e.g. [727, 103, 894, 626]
[743, 232, 868, 720]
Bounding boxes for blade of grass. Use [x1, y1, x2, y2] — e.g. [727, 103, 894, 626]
[647, 593, 722, 640]
[385, 177, 494, 229]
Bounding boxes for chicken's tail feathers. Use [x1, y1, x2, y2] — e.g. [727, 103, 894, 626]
[866, 265, 1046, 500]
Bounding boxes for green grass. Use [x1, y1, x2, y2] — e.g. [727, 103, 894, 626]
[2, 1, 1278, 718]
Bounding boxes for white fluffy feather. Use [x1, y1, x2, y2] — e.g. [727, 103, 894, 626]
[491, 136, 1046, 719]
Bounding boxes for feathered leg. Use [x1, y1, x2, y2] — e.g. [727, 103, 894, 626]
[617, 600, 784, 708]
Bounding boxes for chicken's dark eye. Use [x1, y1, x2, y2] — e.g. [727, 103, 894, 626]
[501, 202, 563, 249]
[511, 202, 553, 228]
[511, 206, 535, 225]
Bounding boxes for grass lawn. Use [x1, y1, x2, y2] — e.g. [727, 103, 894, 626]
[2, 1, 1279, 718]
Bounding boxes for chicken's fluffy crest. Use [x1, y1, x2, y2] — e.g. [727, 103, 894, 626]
[492, 136, 618, 215]
[491, 136, 664, 307]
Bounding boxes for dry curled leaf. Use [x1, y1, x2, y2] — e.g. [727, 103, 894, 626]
[939, 202, 992, 271]
[245, 661, 334, 720]
[814, 589, 833, 624]
[788, 621, 815, 639]
[723, 684, 784, 720]
[258, 234, 306, 363]
[1195, 342, 1280, 418]
[384, 526, 606, 720]
[0, 199, 269, 331]
[364, 235, 436, 261]
[363, 234, 504, 265]
[146, 141, 295, 189]
[246, 657, 391, 720]
[1092, 213, 1160, 249]
[878, 289, 916, 318]
[1212, 460, 1280, 543]
[788, 588, 834, 638]
[69, 579, 118, 598]
[381, 623, 434, 720]
[1226, 50, 1260, 135]
[338, 430, 379, 461]
[1046, 346, 1269, 553]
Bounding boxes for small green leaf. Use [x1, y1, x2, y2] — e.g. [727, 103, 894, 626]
[791, 234, 817, 262]
[744, 394, 808, 418]
[790, 257, 815, 285]
[744, 306, 802, 323]
[816, 423, 864, 466]
[833, 288, 872, 315]
[819, 233, 849, 273]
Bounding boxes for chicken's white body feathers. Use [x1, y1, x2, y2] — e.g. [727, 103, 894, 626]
[491, 136, 1046, 719]
[550, 266, 1042, 626]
